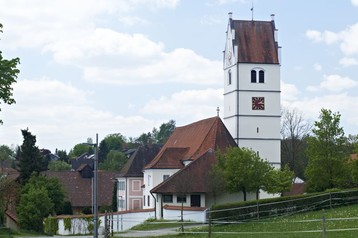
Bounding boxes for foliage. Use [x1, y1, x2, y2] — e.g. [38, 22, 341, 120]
[0, 144, 14, 165]
[21, 174, 66, 215]
[82, 207, 92, 215]
[64, 217, 72, 231]
[68, 143, 93, 159]
[99, 133, 126, 163]
[99, 150, 127, 171]
[61, 201, 73, 215]
[55, 149, 69, 163]
[0, 24, 20, 125]
[305, 109, 349, 192]
[216, 147, 273, 201]
[18, 128, 48, 184]
[264, 165, 294, 194]
[17, 186, 52, 231]
[281, 108, 312, 179]
[44, 217, 58, 235]
[134, 120, 176, 145]
[206, 168, 226, 205]
[48, 160, 71, 171]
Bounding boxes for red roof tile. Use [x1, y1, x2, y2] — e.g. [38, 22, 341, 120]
[149, 117, 237, 194]
[43, 171, 118, 207]
[145, 117, 236, 170]
[232, 20, 279, 64]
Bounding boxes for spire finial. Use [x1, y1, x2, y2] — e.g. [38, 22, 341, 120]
[251, 0, 254, 21]
[216, 107, 220, 117]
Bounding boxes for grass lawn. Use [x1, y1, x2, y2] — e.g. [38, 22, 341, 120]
[128, 204, 358, 238]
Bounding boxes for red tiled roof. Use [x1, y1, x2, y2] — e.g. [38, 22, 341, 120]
[151, 149, 217, 193]
[231, 20, 279, 64]
[43, 171, 118, 207]
[145, 117, 236, 170]
[149, 117, 237, 194]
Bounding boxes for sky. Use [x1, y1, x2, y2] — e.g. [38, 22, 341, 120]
[0, 0, 357, 153]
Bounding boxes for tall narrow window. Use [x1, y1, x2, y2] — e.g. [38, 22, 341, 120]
[228, 70, 232, 85]
[251, 70, 256, 83]
[143, 195, 146, 206]
[259, 70, 265, 83]
[148, 195, 150, 206]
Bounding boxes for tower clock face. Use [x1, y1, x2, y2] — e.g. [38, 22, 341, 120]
[252, 97, 265, 110]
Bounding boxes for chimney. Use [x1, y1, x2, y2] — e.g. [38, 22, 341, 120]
[228, 12, 233, 20]
[271, 14, 275, 21]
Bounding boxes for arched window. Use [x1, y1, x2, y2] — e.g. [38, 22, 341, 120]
[259, 70, 265, 83]
[228, 70, 232, 85]
[251, 70, 256, 83]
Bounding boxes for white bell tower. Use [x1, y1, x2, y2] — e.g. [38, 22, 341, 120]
[223, 13, 281, 167]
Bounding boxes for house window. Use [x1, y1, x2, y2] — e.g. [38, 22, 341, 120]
[132, 180, 141, 191]
[177, 195, 187, 203]
[118, 197, 124, 209]
[228, 70, 232, 85]
[143, 195, 146, 206]
[163, 195, 173, 203]
[163, 175, 170, 181]
[148, 195, 150, 206]
[118, 181, 125, 191]
[148, 175, 151, 186]
[251, 70, 257, 83]
[259, 70, 265, 83]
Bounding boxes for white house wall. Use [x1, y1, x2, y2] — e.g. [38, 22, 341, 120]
[143, 168, 179, 209]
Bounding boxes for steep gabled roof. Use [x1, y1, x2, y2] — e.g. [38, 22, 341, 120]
[151, 149, 217, 193]
[145, 117, 236, 170]
[119, 144, 161, 177]
[231, 20, 279, 64]
[43, 171, 118, 207]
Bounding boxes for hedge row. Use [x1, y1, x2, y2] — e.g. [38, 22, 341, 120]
[210, 189, 358, 221]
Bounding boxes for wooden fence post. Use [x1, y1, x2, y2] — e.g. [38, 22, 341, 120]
[322, 209, 326, 238]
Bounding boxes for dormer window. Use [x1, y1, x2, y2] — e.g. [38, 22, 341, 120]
[251, 68, 265, 83]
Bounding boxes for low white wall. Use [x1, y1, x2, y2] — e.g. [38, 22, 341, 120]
[163, 208, 207, 223]
[57, 210, 155, 235]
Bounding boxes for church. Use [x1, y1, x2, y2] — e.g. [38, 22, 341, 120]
[118, 12, 282, 219]
[223, 12, 281, 168]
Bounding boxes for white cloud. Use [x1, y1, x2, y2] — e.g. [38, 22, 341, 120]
[281, 81, 300, 102]
[142, 88, 223, 122]
[313, 63, 322, 71]
[339, 57, 358, 66]
[0, 78, 161, 151]
[83, 48, 222, 85]
[307, 74, 358, 93]
[306, 23, 358, 56]
[352, 0, 358, 6]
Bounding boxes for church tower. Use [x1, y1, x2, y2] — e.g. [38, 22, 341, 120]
[223, 13, 281, 167]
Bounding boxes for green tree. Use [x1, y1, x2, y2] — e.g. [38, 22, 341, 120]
[18, 129, 48, 184]
[55, 149, 69, 163]
[0, 23, 20, 124]
[216, 147, 273, 201]
[99, 133, 126, 163]
[17, 186, 52, 232]
[21, 175, 66, 215]
[305, 109, 349, 192]
[154, 120, 175, 144]
[0, 144, 14, 168]
[48, 160, 71, 171]
[68, 143, 92, 159]
[264, 165, 294, 194]
[99, 150, 127, 171]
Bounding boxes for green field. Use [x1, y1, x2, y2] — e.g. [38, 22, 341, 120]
[128, 204, 358, 238]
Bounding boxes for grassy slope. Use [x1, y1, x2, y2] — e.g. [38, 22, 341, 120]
[127, 204, 358, 238]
